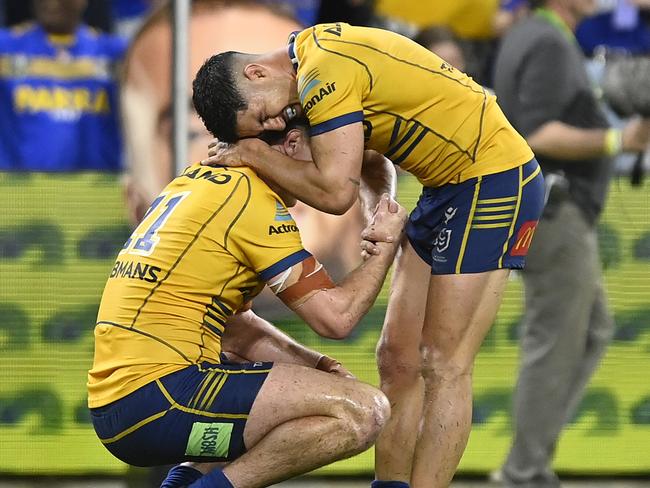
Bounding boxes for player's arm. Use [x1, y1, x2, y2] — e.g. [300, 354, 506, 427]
[266, 194, 407, 339]
[222, 310, 353, 377]
[209, 123, 365, 215]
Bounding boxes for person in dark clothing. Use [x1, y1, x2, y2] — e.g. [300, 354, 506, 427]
[493, 0, 650, 486]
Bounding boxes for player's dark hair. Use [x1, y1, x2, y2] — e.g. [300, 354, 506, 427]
[193, 51, 247, 143]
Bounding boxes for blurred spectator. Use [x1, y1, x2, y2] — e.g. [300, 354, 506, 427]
[493, 0, 650, 486]
[3, 0, 114, 33]
[577, 0, 650, 55]
[0, 0, 127, 171]
[494, 0, 531, 35]
[414, 25, 466, 71]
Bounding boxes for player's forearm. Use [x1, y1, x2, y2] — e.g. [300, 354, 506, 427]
[243, 321, 323, 367]
[224, 311, 321, 367]
[250, 145, 359, 215]
[360, 151, 397, 224]
[300, 241, 399, 339]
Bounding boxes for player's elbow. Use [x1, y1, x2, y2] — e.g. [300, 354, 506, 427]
[300, 289, 357, 339]
[317, 189, 358, 215]
[309, 308, 355, 340]
[322, 322, 353, 340]
[317, 323, 353, 340]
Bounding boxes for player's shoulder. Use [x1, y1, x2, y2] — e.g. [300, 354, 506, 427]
[175, 164, 276, 203]
[297, 22, 368, 48]
[177, 163, 250, 188]
[230, 167, 291, 215]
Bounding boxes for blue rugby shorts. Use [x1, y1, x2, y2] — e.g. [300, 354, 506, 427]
[90, 361, 272, 467]
[406, 159, 545, 274]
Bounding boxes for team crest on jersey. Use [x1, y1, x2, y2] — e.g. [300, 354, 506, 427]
[274, 200, 292, 221]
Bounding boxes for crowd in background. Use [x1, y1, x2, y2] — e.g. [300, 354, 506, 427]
[1, 1, 649, 487]
[0, 1, 643, 166]
[0, 0, 648, 174]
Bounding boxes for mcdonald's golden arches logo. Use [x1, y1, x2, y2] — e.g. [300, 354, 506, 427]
[510, 220, 538, 256]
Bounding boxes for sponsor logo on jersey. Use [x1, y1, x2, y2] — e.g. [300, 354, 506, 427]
[298, 68, 337, 112]
[324, 23, 342, 36]
[302, 81, 337, 113]
[268, 223, 299, 235]
[274, 200, 292, 221]
[510, 220, 538, 256]
[13, 85, 110, 119]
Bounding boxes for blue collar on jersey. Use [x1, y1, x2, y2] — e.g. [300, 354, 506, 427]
[287, 30, 300, 72]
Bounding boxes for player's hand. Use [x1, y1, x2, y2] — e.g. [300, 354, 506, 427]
[360, 193, 407, 257]
[316, 355, 355, 379]
[360, 238, 380, 260]
[201, 138, 267, 167]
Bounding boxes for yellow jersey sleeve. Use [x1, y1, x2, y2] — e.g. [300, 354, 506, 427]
[227, 176, 310, 281]
[290, 26, 368, 136]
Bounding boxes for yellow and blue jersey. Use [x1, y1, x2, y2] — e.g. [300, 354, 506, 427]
[0, 23, 126, 171]
[288, 23, 534, 187]
[88, 164, 309, 408]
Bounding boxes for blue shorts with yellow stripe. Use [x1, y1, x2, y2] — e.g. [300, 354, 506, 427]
[406, 159, 544, 274]
[90, 361, 272, 467]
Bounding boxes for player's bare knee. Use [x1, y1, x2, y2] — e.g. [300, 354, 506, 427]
[340, 384, 390, 452]
[420, 344, 473, 388]
[376, 337, 421, 387]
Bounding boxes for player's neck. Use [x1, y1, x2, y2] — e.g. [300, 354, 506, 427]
[257, 48, 296, 79]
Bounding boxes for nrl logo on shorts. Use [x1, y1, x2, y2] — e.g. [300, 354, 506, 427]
[433, 207, 456, 252]
[434, 229, 452, 253]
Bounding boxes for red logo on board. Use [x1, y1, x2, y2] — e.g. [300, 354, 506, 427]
[510, 220, 538, 256]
